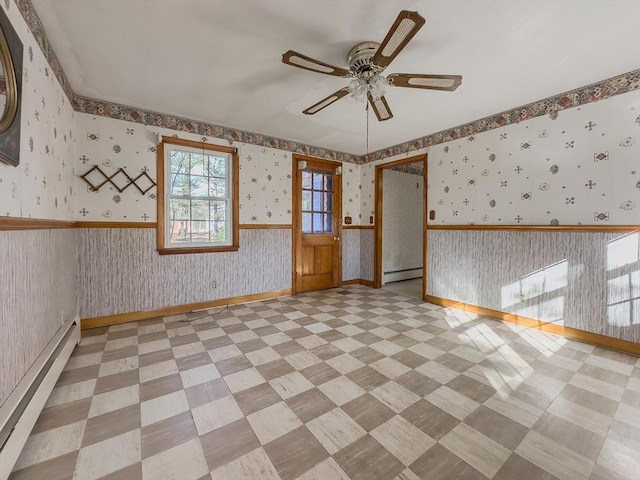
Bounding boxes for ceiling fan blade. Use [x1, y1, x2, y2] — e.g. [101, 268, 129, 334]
[387, 73, 462, 91]
[282, 50, 352, 78]
[303, 88, 350, 115]
[368, 93, 393, 121]
[371, 10, 426, 70]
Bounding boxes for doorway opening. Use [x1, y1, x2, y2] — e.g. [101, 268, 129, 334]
[374, 154, 427, 301]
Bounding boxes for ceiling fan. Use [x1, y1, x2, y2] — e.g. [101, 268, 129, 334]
[282, 10, 462, 121]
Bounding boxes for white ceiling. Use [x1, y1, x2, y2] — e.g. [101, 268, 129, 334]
[31, 0, 640, 156]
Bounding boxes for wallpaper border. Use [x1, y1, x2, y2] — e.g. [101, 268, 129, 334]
[365, 69, 640, 162]
[14, 0, 74, 101]
[426, 225, 640, 233]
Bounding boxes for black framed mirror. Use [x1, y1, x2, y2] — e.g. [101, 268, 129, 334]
[0, 5, 22, 167]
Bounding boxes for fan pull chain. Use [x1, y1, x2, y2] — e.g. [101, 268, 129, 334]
[366, 101, 369, 162]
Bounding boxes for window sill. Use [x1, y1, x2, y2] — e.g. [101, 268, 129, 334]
[157, 245, 239, 255]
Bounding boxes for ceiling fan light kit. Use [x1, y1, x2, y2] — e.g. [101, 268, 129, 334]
[282, 10, 462, 121]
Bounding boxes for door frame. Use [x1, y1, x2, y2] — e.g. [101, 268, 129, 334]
[292, 154, 343, 294]
[374, 153, 428, 300]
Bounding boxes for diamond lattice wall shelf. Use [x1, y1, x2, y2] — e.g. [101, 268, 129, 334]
[80, 166, 156, 194]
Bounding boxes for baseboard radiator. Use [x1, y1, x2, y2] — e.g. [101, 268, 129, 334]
[383, 267, 423, 284]
[0, 317, 80, 479]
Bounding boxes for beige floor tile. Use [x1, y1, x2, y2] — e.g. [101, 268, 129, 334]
[317, 376, 366, 406]
[142, 438, 208, 480]
[180, 364, 220, 388]
[64, 352, 103, 371]
[13, 420, 85, 470]
[334, 434, 404, 480]
[440, 422, 511, 478]
[75, 429, 141, 480]
[408, 343, 446, 360]
[286, 351, 322, 370]
[245, 347, 282, 366]
[615, 402, 640, 428]
[370, 381, 421, 413]
[371, 415, 435, 466]
[569, 373, 624, 402]
[370, 357, 412, 379]
[296, 335, 328, 350]
[516, 430, 594, 480]
[196, 327, 225, 341]
[597, 437, 640, 479]
[306, 408, 366, 454]
[209, 344, 242, 362]
[415, 361, 459, 384]
[98, 356, 139, 377]
[262, 332, 293, 346]
[141, 390, 190, 427]
[325, 354, 366, 374]
[425, 386, 479, 421]
[139, 359, 178, 384]
[88, 384, 139, 418]
[172, 341, 206, 359]
[210, 447, 281, 480]
[192, 395, 244, 435]
[199, 418, 261, 471]
[223, 367, 266, 393]
[263, 426, 330, 480]
[332, 337, 365, 353]
[270, 371, 315, 399]
[370, 340, 404, 356]
[484, 391, 544, 428]
[138, 339, 171, 355]
[547, 396, 612, 436]
[296, 457, 350, 480]
[104, 336, 138, 352]
[247, 401, 303, 444]
[45, 379, 96, 408]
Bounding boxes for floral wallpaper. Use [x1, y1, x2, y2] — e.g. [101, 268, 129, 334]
[362, 89, 640, 226]
[0, 0, 75, 220]
[74, 113, 361, 224]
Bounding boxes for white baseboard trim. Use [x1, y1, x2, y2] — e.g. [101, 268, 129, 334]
[0, 317, 80, 479]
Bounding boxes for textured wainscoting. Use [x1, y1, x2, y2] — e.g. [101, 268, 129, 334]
[342, 229, 360, 282]
[427, 230, 640, 343]
[77, 228, 292, 319]
[0, 229, 77, 405]
[360, 229, 374, 282]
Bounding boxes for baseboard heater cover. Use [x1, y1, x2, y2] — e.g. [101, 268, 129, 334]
[383, 267, 423, 284]
[0, 317, 80, 479]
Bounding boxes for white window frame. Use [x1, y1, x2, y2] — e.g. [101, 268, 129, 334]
[157, 137, 239, 255]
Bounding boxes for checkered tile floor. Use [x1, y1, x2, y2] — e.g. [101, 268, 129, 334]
[10, 286, 640, 480]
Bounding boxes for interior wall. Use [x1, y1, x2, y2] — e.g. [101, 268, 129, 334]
[367, 89, 640, 342]
[0, 1, 77, 406]
[74, 113, 363, 318]
[382, 169, 423, 283]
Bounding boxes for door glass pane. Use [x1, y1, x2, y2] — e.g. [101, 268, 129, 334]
[302, 213, 312, 233]
[302, 171, 312, 189]
[325, 213, 333, 232]
[302, 191, 312, 211]
[324, 193, 332, 211]
[312, 173, 323, 189]
[312, 191, 322, 211]
[313, 213, 323, 233]
[324, 175, 333, 192]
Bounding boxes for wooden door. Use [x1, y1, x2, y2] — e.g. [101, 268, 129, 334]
[293, 155, 342, 293]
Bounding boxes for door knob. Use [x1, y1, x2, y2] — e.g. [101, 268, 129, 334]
[334, 236, 340, 241]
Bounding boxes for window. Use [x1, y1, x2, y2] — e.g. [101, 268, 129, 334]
[301, 170, 334, 233]
[157, 137, 239, 254]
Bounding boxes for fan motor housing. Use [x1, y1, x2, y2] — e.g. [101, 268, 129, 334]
[347, 42, 380, 75]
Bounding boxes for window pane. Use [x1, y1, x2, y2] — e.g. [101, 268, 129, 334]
[208, 156, 226, 177]
[210, 201, 226, 222]
[211, 221, 226, 242]
[190, 220, 210, 242]
[191, 199, 209, 220]
[312, 191, 323, 211]
[302, 171, 312, 189]
[324, 174, 333, 192]
[169, 198, 190, 220]
[190, 153, 207, 176]
[302, 191, 312, 211]
[324, 193, 332, 211]
[209, 176, 226, 198]
[170, 174, 189, 196]
[312, 173, 323, 189]
[302, 213, 312, 233]
[190, 176, 208, 197]
[169, 220, 189, 243]
[313, 213, 323, 233]
[170, 151, 189, 174]
[325, 214, 333, 232]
